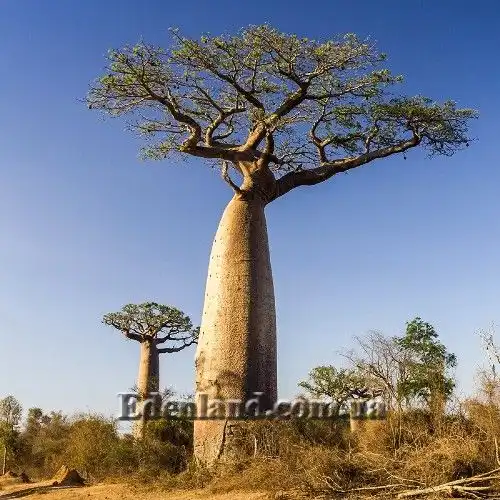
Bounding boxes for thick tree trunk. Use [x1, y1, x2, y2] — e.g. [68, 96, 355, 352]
[134, 340, 159, 439]
[194, 193, 277, 464]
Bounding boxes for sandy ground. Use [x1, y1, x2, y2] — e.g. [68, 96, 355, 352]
[0, 482, 270, 500]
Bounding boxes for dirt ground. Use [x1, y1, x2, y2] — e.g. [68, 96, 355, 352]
[0, 482, 270, 500]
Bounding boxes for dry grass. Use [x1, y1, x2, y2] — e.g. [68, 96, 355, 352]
[10, 395, 500, 499]
[170, 409, 500, 497]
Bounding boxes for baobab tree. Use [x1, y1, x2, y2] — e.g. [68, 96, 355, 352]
[88, 25, 476, 463]
[103, 302, 198, 438]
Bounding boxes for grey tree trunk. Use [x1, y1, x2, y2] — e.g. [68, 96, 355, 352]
[133, 340, 159, 439]
[194, 194, 277, 464]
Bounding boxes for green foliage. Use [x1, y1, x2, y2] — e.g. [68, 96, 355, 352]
[0, 421, 22, 463]
[0, 395, 22, 428]
[0, 396, 23, 470]
[87, 24, 476, 175]
[102, 302, 198, 351]
[135, 427, 188, 475]
[29, 411, 70, 476]
[395, 317, 457, 406]
[144, 418, 193, 450]
[299, 366, 366, 414]
[63, 414, 119, 480]
[103, 302, 193, 336]
[13, 407, 194, 480]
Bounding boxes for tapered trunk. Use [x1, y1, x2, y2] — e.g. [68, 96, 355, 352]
[194, 194, 277, 464]
[134, 340, 159, 439]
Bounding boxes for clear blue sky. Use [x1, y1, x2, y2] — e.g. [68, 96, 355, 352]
[1, 0, 498, 418]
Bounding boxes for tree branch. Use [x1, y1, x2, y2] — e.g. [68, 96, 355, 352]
[171, 32, 265, 111]
[119, 56, 203, 150]
[157, 338, 197, 354]
[155, 334, 192, 345]
[244, 84, 309, 150]
[124, 331, 143, 342]
[221, 161, 242, 193]
[205, 106, 244, 146]
[272, 135, 420, 201]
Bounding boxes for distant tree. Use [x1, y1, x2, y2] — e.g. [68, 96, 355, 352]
[102, 302, 198, 439]
[19, 407, 44, 473]
[475, 324, 500, 404]
[479, 324, 500, 374]
[64, 414, 119, 480]
[0, 395, 22, 474]
[88, 25, 476, 463]
[344, 319, 456, 412]
[299, 365, 368, 416]
[24, 408, 43, 438]
[395, 317, 456, 413]
[343, 332, 411, 412]
[0, 396, 22, 428]
[35, 411, 70, 475]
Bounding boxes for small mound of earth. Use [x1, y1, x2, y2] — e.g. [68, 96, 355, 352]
[51, 465, 85, 486]
[1, 470, 30, 484]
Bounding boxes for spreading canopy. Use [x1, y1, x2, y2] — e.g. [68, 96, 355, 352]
[102, 302, 198, 353]
[299, 365, 381, 409]
[88, 25, 476, 201]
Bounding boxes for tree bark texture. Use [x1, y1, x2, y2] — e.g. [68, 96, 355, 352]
[193, 194, 277, 464]
[133, 340, 159, 439]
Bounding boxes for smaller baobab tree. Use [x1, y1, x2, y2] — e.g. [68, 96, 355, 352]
[103, 302, 199, 438]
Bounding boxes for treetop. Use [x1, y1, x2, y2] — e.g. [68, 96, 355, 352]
[102, 302, 199, 350]
[88, 25, 477, 201]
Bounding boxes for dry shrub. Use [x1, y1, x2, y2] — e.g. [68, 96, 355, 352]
[399, 432, 489, 486]
[187, 413, 498, 496]
[393, 410, 435, 451]
[63, 413, 119, 481]
[293, 445, 394, 494]
[466, 400, 500, 441]
[192, 419, 388, 495]
[206, 442, 394, 495]
[350, 418, 393, 456]
[202, 420, 306, 494]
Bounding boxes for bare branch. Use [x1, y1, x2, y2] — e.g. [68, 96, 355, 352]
[157, 338, 197, 354]
[205, 105, 245, 146]
[221, 161, 242, 194]
[272, 134, 420, 201]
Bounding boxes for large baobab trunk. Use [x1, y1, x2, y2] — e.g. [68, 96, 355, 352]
[134, 340, 159, 439]
[194, 192, 277, 464]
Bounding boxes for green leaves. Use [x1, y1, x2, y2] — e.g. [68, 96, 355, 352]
[102, 302, 198, 351]
[87, 25, 476, 177]
[0, 395, 22, 428]
[395, 317, 457, 405]
[299, 366, 368, 405]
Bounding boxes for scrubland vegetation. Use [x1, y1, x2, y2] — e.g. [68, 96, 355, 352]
[3, 319, 500, 498]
